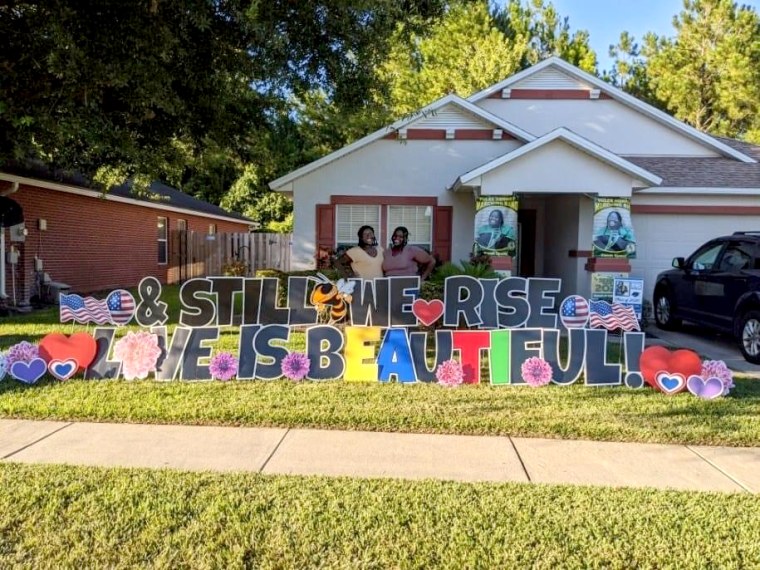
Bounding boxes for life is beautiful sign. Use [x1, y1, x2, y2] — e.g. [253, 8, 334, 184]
[77, 275, 646, 387]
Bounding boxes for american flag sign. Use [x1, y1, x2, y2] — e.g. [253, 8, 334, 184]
[589, 300, 640, 332]
[107, 289, 136, 326]
[59, 293, 112, 325]
[559, 295, 589, 329]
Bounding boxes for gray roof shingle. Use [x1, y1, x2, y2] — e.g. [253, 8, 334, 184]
[624, 137, 760, 189]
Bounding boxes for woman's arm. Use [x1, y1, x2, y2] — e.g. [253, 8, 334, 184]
[413, 248, 436, 280]
[333, 252, 355, 278]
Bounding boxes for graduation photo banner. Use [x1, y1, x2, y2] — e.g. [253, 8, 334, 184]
[592, 198, 636, 259]
[474, 196, 519, 257]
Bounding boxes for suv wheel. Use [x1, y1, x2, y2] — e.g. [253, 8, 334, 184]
[739, 310, 760, 364]
[654, 289, 681, 330]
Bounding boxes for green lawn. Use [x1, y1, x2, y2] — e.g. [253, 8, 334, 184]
[2, 378, 759, 446]
[1, 462, 758, 569]
[3, 288, 759, 569]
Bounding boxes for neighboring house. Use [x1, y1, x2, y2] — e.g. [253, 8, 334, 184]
[0, 168, 252, 305]
[270, 57, 760, 303]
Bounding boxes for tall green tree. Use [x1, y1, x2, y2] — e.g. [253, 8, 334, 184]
[643, 0, 760, 141]
[375, 1, 527, 115]
[0, 0, 454, 193]
[493, 0, 597, 72]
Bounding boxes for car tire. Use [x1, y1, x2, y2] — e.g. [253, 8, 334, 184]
[654, 288, 681, 330]
[738, 310, 760, 364]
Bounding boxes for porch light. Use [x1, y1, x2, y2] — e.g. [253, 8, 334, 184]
[445, 128, 455, 140]
[501, 88, 512, 99]
[492, 129, 503, 140]
[589, 89, 601, 99]
[398, 129, 408, 140]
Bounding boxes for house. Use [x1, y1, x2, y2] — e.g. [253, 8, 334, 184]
[0, 167, 252, 306]
[270, 57, 760, 305]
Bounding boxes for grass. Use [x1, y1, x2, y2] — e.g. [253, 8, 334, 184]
[1, 462, 759, 569]
[2, 377, 760, 446]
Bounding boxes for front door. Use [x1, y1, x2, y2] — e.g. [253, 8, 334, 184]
[517, 209, 536, 277]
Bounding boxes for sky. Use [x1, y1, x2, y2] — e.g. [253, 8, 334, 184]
[548, 0, 760, 71]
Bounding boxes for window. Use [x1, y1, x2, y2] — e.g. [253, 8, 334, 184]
[208, 223, 217, 235]
[387, 205, 433, 251]
[157, 217, 167, 264]
[177, 219, 187, 231]
[718, 242, 752, 272]
[335, 204, 380, 251]
[689, 243, 723, 271]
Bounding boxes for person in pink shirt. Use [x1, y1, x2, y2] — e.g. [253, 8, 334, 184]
[382, 226, 436, 280]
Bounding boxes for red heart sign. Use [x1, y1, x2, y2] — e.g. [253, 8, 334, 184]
[412, 299, 444, 326]
[39, 332, 97, 372]
[640, 345, 701, 393]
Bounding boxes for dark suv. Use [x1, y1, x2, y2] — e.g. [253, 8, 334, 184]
[653, 232, 760, 364]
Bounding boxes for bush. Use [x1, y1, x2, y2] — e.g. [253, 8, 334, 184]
[421, 256, 498, 301]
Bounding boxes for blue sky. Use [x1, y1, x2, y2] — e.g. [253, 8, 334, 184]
[548, 0, 760, 71]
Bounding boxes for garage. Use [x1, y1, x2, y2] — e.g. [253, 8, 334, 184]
[629, 212, 760, 310]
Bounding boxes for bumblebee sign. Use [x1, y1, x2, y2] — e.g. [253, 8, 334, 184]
[84, 275, 646, 387]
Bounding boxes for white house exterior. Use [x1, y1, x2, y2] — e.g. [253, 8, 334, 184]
[270, 57, 760, 304]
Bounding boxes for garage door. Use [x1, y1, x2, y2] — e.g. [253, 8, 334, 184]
[629, 213, 760, 309]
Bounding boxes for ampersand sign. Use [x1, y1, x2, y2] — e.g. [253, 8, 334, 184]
[135, 276, 169, 327]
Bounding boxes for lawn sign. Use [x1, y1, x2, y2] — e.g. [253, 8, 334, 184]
[0, 275, 734, 396]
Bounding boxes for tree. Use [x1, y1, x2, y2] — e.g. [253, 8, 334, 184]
[374, 1, 528, 115]
[642, 0, 760, 141]
[493, 0, 597, 73]
[0, 0, 455, 192]
[604, 31, 664, 108]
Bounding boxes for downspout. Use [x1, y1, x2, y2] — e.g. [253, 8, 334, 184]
[0, 182, 19, 299]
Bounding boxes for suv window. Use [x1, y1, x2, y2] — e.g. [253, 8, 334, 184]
[688, 242, 723, 271]
[717, 241, 753, 272]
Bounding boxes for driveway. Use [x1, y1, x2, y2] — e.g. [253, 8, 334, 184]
[644, 322, 760, 377]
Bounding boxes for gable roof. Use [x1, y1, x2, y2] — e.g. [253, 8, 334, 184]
[0, 165, 252, 224]
[269, 94, 536, 190]
[452, 128, 662, 190]
[468, 57, 756, 164]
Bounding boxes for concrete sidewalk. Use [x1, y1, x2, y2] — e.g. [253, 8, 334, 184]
[2, 419, 759, 493]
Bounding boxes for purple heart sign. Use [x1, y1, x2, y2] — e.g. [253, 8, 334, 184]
[686, 375, 725, 400]
[10, 358, 47, 384]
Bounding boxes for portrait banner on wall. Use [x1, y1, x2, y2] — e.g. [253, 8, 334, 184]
[592, 198, 636, 259]
[474, 196, 518, 257]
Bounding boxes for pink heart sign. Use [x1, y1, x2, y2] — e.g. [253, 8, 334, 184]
[686, 376, 725, 400]
[412, 299, 444, 326]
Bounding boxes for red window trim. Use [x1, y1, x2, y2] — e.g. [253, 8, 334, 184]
[632, 205, 760, 215]
[332, 196, 438, 249]
[486, 89, 613, 100]
[331, 196, 437, 206]
[382, 129, 515, 141]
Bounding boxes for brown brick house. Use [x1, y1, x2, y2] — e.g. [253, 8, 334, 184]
[0, 169, 251, 306]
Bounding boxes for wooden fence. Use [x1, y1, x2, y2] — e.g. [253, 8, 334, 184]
[168, 231, 291, 283]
